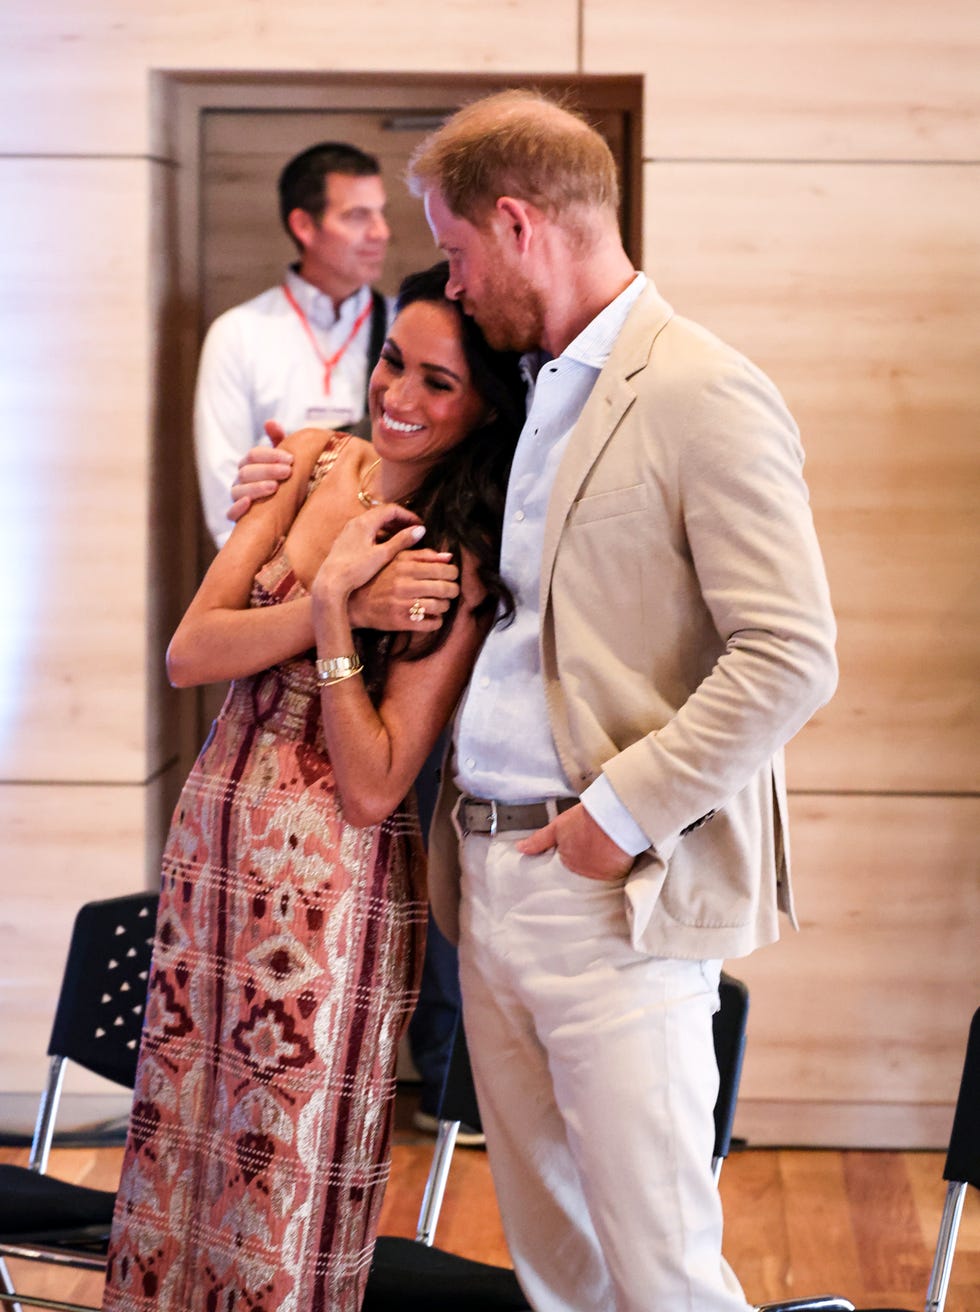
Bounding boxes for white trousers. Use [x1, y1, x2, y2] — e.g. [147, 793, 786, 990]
[456, 831, 750, 1312]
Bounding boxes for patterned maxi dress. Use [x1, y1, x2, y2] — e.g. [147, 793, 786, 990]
[103, 453, 428, 1312]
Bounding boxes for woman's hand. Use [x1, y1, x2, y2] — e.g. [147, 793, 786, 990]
[313, 504, 427, 607]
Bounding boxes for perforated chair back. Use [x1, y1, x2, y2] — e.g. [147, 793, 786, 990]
[0, 892, 159, 1311]
[46, 892, 158, 1088]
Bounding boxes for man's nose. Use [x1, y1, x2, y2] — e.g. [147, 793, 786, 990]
[371, 213, 390, 242]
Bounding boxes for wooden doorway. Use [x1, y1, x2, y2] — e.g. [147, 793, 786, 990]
[151, 72, 644, 764]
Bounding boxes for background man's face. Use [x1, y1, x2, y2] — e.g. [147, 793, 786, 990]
[300, 172, 389, 294]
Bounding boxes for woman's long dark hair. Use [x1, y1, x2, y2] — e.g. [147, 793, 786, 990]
[357, 262, 525, 694]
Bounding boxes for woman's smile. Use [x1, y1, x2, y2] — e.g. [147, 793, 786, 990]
[380, 411, 425, 435]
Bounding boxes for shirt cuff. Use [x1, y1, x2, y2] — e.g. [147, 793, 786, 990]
[580, 774, 653, 857]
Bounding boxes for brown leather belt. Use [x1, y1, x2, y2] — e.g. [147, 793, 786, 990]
[458, 795, 578, 836]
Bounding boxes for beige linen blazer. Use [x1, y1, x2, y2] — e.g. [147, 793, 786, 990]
[428, 283, 838, 961]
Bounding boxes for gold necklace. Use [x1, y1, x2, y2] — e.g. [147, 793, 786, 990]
[356, 458, 382, 508]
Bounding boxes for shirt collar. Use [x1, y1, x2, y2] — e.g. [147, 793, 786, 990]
[284, 265, 371, 330]
[520, 272, 647, 382]
[563, 271, 647, 368]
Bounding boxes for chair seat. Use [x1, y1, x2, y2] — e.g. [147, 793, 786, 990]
[365, 1235, 530, 1310]
[0, 1164, 115, 1245]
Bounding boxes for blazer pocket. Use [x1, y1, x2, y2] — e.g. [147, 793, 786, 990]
[566, 482, 647, 526]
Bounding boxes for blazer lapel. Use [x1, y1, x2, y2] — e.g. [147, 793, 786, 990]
[539, 284, 674, 604]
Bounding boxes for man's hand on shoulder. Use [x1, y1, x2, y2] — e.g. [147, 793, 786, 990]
[227, 437, 294, 525]
[349, 549, 460, 633]
[517, 804, 634, 882]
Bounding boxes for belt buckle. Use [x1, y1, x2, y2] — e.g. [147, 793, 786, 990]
[487, 799, 498, 838]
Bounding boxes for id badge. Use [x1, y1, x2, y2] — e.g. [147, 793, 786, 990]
[304, 403, 355, 430]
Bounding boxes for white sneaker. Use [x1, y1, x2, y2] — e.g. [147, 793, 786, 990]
[412, 1109, 486, 1148]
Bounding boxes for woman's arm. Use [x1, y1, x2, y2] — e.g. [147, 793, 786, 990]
[311, 504, 490, 828]
[228, 442, 462, 636]
[167, 430, 331, 687]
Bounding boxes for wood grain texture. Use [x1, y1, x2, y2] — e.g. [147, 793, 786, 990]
[0, 158, 155, 784]
[585, 0, 980, 160]
[0, 0, 578, 155]
[3, 1131, 978, 1310]
[644, 161, 980, 794]
[732, 795, 980, 1145]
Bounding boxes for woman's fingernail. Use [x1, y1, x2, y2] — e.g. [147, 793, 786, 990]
[410, 526, 426, 540]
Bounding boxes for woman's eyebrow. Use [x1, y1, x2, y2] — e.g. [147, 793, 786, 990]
[386, 335, 463, 384]
[419, 361, 463, 382]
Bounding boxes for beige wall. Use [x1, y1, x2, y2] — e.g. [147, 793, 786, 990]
[1, 1, 977, 1144]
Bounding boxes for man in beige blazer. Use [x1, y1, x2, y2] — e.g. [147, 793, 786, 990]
[409, 91, 838, 1311]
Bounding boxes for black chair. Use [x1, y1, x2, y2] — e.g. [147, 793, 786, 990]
[0, 892, 158, 1312]
[364, 971, 750, 1309]
[756, 1006, 980, 1312]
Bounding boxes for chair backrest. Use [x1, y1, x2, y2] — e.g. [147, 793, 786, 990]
[437, 971, 750, 1164]
[713, 973, 750, 1163]
[46, 893, 159, 1088]
[943, 1006, 980, 1189]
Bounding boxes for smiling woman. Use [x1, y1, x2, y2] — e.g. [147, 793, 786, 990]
[100, 264, 526, 1312]
[370, 299, 492, 495]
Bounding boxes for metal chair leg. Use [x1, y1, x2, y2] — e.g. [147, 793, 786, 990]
[924, 1179, 967, 1312]
[415, 1119, 461, 1246]
[0, 1256, 23, 1312]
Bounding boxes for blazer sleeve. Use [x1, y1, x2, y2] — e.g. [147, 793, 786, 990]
[601, 352, 838, 856]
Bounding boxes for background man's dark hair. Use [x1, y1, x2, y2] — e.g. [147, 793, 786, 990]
[277, 141, 382, 234]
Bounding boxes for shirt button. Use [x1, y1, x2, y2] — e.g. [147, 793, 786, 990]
[514, 510, 525, 522]
[466, 757, 476, 769]
[479, 676, 490, 688]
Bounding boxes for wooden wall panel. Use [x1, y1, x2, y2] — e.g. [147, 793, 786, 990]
[2, 0, 977, 1149]
[643, 161, 980, 794]
[0, 0, 577, 155]
[0, 159, 154, 784]
[586, 0, 980, 160]
[733, 794, 980, 1147]
[0, 779, 168, 1125]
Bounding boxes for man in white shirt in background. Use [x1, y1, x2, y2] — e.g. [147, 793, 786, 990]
[194, 140, 392, 548]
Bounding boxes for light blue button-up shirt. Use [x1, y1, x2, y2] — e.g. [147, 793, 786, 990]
[453, 273, 652, 856]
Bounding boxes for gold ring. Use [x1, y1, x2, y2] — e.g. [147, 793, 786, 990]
[409, 599, 426, 623]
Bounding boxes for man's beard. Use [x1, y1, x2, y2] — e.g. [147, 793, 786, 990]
[470, 264, 544, 354]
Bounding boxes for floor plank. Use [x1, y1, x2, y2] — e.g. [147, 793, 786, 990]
[2, 1110, 979, 1310]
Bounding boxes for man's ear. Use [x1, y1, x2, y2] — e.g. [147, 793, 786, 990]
[287, 207, 316, 250]
[494, 196, 535, 254]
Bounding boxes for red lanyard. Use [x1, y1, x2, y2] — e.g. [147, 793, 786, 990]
[282, 283, 373, 394]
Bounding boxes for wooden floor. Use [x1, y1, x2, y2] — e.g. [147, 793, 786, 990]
[3, 1090, 978, 1309]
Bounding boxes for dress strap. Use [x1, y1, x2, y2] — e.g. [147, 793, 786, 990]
[308, 432, 349, 494]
